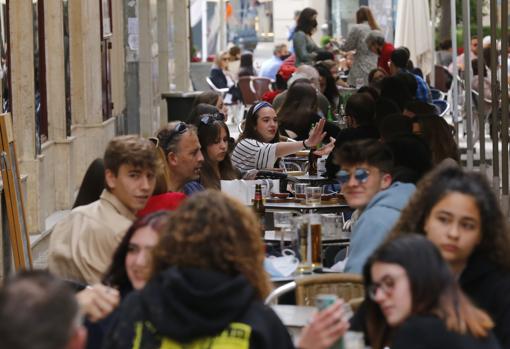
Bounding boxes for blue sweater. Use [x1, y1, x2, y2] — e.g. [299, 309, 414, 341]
[345, 182, 415, 274]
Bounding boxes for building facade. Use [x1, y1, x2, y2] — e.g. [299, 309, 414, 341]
[4, 0, 190, 236]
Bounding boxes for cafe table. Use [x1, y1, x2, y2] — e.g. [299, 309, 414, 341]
[265, 200, 349, 214]
[271, 304, 316, 340]
[292, 174, 337, 187]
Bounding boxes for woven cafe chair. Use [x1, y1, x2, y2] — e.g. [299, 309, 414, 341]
[295, 273, 364, 306]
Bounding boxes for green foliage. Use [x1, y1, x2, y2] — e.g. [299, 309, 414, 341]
[454, 0, 487, 24]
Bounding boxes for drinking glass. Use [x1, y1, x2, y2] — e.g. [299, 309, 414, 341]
[292, 215, 312, 274]
[321, 213, 345, 239]
[309, 214, 322, 267]
[294, 183, 309, 199]
[305, 186, 322, 206]
[273, 211, 292, 251]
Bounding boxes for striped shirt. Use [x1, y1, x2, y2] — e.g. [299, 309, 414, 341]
[231, 138, 278, 173]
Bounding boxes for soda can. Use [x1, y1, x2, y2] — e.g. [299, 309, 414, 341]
[315, 294, 344, 349]
[315, 294, 338, 311]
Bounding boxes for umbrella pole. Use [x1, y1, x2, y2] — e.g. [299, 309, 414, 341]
[462, 0, 474, 170]
[476, 0, 486, 175]
[490, 0, 500, 195]
[500, 0, 509, 216]
[450, 0, 459, 144]
[431, 0, 436, 87]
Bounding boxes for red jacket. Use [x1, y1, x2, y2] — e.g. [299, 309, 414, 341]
[137, 192, 186, 217]
[378, 42, 395, 74]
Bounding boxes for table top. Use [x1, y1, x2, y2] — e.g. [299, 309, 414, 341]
[264, 230, 349, 242]
[271, 305, 316, 328]
[265, 201, 348, 210]
[293, 174, 331, 182]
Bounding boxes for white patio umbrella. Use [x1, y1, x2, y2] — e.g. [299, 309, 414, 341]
[394, 0, 434, 77]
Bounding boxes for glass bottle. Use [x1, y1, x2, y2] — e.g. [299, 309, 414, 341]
[253, 184, 266, 234]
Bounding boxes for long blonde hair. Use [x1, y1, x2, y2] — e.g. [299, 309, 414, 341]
[356, 6, 380, 30]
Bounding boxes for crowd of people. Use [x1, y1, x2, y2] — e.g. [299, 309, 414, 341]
[1, 4, 509, 349]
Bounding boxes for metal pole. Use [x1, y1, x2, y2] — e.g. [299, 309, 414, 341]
[462, 0, 473, 169]
[476, 0, 486, 174]
[500, 0, 509, 215]
[201, 0, 208, 62]
[219, 0, 226, 51]
[451, 0, 459, 143]
[490, 0, 500, 194]
[431, 0, 436, 87]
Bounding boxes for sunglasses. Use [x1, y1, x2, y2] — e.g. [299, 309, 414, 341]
[336, 168, 370, 185]
[200, 113, 225, 125]
[153, 122, 188, 151]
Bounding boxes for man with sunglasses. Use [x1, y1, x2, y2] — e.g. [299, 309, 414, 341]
[335, 139, 415, 274]
[155, 121, 205, 195]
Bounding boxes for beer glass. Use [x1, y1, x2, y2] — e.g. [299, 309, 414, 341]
[309, 214, 322, 267]
[292, 215, 312, 274]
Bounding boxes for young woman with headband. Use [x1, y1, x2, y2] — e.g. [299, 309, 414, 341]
[231, 101, 335, 173]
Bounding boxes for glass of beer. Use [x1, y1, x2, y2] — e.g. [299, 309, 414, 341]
[292, 215, 312, 274]
[309, 214, 322, 267]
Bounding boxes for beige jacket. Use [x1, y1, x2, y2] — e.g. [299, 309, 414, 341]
[48, 190, 136, 285]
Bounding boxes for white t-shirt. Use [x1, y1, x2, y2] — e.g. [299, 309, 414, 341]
[232, 138, 278, 173]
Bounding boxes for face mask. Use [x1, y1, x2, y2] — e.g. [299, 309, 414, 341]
[264, 249, 299, 277]
[280, 53, 291, 61]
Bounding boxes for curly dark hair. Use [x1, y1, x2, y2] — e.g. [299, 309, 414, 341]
[151, 190, 272, 299]
[102, 211, 172, 291]
[389, 166, 510, 271]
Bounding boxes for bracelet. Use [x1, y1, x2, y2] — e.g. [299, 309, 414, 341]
[302, 140, 311, 149]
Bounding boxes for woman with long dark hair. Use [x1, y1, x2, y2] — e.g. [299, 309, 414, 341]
[238, 52, 257, 78]
[389, 167, 510, 348]
[314, 62, 340, 112]
[81, 211, 173, 349]
[231, 101, 334, 173]
[412, 114, 460, 166]
[362, 234, 499, 349]
[293, 7, 321, 66]
[197, 114, 239, 189]
[277, 82, 339, 140]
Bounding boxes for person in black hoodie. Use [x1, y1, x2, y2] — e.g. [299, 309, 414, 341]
[103, 190, 349, 349]
[387, 167, 510, 349]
